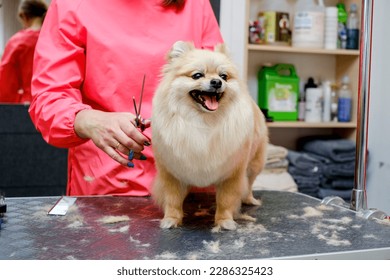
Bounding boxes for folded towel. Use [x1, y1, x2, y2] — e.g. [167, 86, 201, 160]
[287, 150, 324, 174]
[288, 165, 322, 177]
[290, 174, 321, 185]
[298, 190, 318, 198]
[320, 177, 354, 189]
[296, 183, 320, 197]
[266, 144, 288, 163]
[307, 152, 333, 164]
[298, 188, 319, 198]
[302, 139, 356, 163]
[252, 171, 298, 192]
[318, 187, 352, 201]
[323, 161, 355, 178]
[265, 158, 289, 172]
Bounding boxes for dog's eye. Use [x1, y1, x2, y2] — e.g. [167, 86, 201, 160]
[219, 74, 228, 81]
[192, 73, 204, 80]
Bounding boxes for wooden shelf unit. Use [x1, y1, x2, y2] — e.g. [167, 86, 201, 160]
[266, 121, 357, 128]
[245, 0, 361, 150]
[248, 44, 360, 56]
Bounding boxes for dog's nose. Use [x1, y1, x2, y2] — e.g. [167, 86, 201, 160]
[210, 79, 222, 90]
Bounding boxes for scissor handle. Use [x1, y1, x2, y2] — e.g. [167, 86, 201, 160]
[135, 115, 146, 132]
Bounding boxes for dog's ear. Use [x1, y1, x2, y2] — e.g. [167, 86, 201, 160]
[168, 41, 195, 61]
[214, 43, 230, 56]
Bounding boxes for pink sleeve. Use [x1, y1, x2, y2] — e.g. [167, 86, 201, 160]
[201, 0, 224, 50]
[0, 39, 20, 103]
[29, 0, 90, 148]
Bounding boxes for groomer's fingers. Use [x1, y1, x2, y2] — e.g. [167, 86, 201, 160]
[115, 143, 148, 161]
[126, 149, 147, 161]
[104, 145, 129, 166]
[74, 110, 150, 167]
[120, 122, 151, 148]
[111, 139, 148, 168]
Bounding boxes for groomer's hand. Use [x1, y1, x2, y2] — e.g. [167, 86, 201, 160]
[74, 109, 151, 167]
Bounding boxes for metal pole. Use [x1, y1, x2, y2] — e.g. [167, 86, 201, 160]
[350, 0, 374, 211]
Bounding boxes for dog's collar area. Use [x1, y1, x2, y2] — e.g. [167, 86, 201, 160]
[189, 90, 223, 111]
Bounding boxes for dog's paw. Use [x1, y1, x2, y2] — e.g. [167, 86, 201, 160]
[236, 213, 256, 222]
[212, 219, 237, 232]
[160, 217, 181, 229]
[242, 196, 262, 206]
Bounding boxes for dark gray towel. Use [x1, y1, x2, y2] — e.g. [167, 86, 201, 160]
[288, 166, 322, 177]
[291, 174, 321, 185]
[318, 187, 352, 201]
[302, 139, 356, 162]
[287, 150, 324, 174]
[323, 161, 355, 178]
[320, 177, 354, 189]
[299, 188, 319, 198]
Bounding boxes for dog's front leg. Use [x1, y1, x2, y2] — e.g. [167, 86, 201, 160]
[153, 172, 190, 229]
[213, 171, 245, 232]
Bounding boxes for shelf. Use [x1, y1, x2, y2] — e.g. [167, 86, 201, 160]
[266, 121, 357, 128]
[248, 44, 360, 56]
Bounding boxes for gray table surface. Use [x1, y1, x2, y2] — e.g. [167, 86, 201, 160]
[1, 191, 389, 260]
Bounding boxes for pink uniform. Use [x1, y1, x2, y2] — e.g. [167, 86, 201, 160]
[0, 29, 40, 104]
[29, 0, 223, 196]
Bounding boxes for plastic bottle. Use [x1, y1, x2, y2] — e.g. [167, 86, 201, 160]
[304, 77, 322, 122]
[322, 80, 332, 122]
[304, 77, 318, 92]
[346, 3, 359, 50]
[330, 84, 338, 121]
[257, 0, 290, 45]
[337, 3, 347, 49]
[298, 81, 306, 121]
[292, 0, 325, 48]
[324, 7, 338, 49]
[305, 88, 323, 122]
[337, 76, 352, 122]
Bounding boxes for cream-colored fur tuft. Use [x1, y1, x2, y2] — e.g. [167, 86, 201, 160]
[152, 41, 268, 231]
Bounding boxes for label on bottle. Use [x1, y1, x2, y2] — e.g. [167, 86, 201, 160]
[305, 88, 323, 122]
[268, 83, 297, 112]
[338, 23, 347, 49]
[346, 28, 359, 49]
[338, 97, 352, 122]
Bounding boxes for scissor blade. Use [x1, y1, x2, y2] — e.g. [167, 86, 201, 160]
[132, 96, 138, 116]
[132, 96, 139, 126]
[138, 74, 145, 117]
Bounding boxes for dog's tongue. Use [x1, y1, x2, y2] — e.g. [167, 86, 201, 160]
[203, 95, 219, 111]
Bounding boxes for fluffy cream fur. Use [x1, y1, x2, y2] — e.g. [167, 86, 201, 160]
[152, 41, 268, 231]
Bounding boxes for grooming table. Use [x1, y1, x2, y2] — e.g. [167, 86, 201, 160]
[1, 191, 389, 260]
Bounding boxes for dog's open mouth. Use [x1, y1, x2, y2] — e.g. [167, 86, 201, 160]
[189, 90, 223, 111]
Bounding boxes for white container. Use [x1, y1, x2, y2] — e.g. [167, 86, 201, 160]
[292, 0, 325, 48]
[324, 7, 338, 49]
[322, 80, 332, 122]
[305, 87, 323, 122]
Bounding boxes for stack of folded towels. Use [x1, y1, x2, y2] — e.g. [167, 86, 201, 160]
[252, 143, 298, 192]
[287, 138, 356, 201]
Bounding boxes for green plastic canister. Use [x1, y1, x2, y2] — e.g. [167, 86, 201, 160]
[258, 64, 299, 121]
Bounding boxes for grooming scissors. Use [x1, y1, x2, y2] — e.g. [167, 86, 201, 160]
[132, 74, 146, 132]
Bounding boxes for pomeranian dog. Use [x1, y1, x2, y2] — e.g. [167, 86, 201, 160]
[152, 41, 268, 231]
